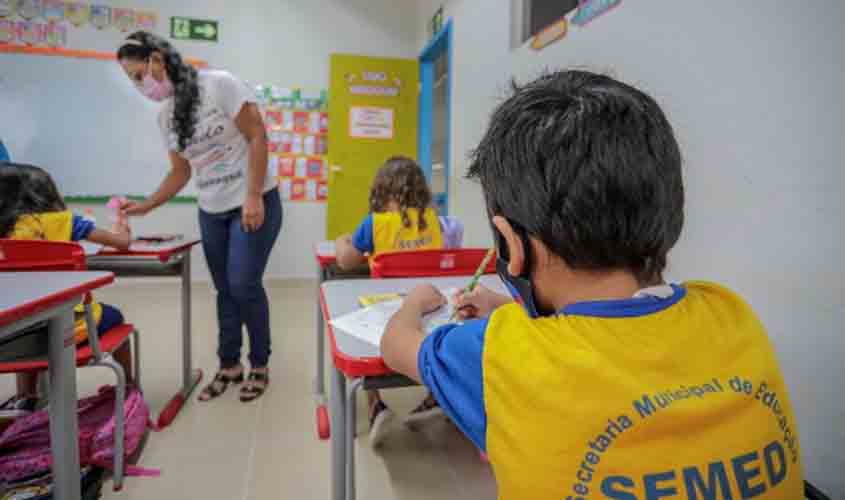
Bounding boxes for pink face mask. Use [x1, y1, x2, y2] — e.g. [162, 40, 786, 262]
[137, 59, 173, 102]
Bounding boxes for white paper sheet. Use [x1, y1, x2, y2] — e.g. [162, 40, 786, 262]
[330, 288, 459, 347]
[316, 241, 336, 257]
[80, 241, 102, 256]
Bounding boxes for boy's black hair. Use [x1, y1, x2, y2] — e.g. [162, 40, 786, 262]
[468, 70, 684, 285]
[0, 162, 66, 238]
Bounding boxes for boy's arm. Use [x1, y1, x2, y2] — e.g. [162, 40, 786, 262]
[382, 284, 489, 452]
[381, 285, 443, 381]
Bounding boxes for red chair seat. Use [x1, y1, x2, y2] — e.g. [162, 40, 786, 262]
[370, 248, 496, 278]
[0, 323, 134, 374]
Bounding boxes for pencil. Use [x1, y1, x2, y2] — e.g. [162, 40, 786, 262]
[448, 248, 496, 321]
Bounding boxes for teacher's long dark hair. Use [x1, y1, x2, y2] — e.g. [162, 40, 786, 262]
[117, 31, 199, 152]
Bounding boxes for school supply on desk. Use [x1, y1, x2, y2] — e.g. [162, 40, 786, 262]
[135, 234, 180, 243]
[358, 293, 404, 307]
[448, 248, 496, 321]
[331, 288, 459, 348]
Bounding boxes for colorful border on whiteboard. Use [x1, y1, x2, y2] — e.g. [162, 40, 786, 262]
[0, 44, 208, 67]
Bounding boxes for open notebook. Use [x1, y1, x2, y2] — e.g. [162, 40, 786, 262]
[330, 288, 459, 348]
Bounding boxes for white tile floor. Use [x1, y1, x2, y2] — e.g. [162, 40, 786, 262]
[0, 279, 497, 499]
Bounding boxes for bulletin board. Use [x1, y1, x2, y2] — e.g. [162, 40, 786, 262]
[254, 85, 329, 203]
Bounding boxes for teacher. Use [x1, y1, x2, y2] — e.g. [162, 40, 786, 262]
[117, 31, 282, 403]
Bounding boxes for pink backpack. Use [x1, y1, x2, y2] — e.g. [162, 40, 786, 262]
[0, 386, 159, 482]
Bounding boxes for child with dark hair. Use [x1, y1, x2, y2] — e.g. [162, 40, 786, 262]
[335, 155, 463, 446]
[0, 162, 133, 417]
[380, 71, 804, 499]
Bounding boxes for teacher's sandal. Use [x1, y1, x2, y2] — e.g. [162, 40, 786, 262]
[239, 370, 269, 403]
[198, 369, 244, 402]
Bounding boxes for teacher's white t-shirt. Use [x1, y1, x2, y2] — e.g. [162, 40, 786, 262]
[158, 70, 276, 214]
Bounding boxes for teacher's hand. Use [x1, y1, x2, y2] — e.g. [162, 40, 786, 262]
[121, 200, 153, 217]
[242, 194, 265, 232]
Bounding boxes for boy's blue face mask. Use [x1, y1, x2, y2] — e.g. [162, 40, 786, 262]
[493, 220, 541, 318]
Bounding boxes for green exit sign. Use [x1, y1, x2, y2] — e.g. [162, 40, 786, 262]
[171, 17, 219, 42]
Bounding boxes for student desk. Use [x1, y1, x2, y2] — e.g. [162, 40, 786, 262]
[313, 242, 369, 439]
[86, 237, 202, 428]
[0, 271, 114, 500]
[320, 275, 504, 500]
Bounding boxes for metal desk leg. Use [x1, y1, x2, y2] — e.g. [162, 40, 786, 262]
[48, 304, 82, 500]
[346, 378, 363, 500]
[330, 366, 347, 500]
[157, 252, 203, 428]
[315, 264, 330, 439]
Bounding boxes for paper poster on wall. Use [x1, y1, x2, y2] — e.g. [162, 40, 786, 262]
[42, 0, 64, 21]
[0, 1, 14, 19]
[349, 106, 394, 140]
[17, 0, 42, 21]
[253, 83, 330, 202]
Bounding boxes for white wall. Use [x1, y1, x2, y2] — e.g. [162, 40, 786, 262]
[4, 0, 419, 279]
[426, 0, 844, 493]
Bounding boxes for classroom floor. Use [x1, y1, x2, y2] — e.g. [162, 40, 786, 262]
[0, 279, 497, 500]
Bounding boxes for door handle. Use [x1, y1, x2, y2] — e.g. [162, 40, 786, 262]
[330, 165, 343, 173]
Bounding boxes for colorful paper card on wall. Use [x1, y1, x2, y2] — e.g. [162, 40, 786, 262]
[64, 2, 90, 26]
[89, 5, 110, 29]
[43, 0, 64, 21]
[46, 20, 66, 47]
[349, 106, 394, 140]
[571, 0, 622, 27]
[17, 0, 42, 21]
[17, 21, 44, 44]
[531, 18, 568, 50]
[112, 8, 135, 32]
[0, 1, 14, 19]
[290, 179, 306, 201]
[0, 19, 14, 42]
[135, 10, 157, 30]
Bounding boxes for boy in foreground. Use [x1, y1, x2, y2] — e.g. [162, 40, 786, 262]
[380, 70, 803, 499]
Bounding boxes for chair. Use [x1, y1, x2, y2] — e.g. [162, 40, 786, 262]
[370, 248, 496, 279]
[0, 239, 141, 491]
[805, 480, 830, 500]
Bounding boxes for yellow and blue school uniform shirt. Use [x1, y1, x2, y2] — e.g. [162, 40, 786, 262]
[352, 208, 444, 260]
[419, 282, 803, 500]
[10, 211, 106, 343]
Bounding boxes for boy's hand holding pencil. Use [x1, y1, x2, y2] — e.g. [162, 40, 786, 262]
[448, 248, 496, 321]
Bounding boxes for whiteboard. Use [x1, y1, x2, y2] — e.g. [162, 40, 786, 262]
[0, 53, 196, 198]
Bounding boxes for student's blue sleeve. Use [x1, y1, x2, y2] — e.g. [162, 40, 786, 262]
[351, 214, 374, 254]
[70, 214, 95, 241]
[418, 318, 488, 452]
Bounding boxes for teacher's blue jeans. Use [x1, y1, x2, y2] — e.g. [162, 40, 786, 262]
[199, 188, 282, 369]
